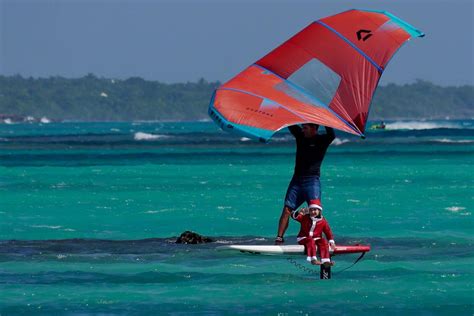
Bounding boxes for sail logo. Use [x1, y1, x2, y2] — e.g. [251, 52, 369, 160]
[356, 29, 372, 41]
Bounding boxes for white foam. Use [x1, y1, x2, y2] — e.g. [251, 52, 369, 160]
[3, 118, 13, 124]
[95, 206, 112, 210]
[230, 264, 251, 268]
[347, 199, 360, 203]
[214, 239, 233, 244]
[40, 117, 51, 123]
[133, 132, 168, 140]
[384, 121, 461, 130]
[445, 206, 466, 212]
[433, 138, 474, 144]
[446, 207, 470, 216]
[272, 135, 293, 142]
[240, 137, 251, 142]
[51, 182, 68, 189]
[144, 209, 172, 214]
[332, 138, 350, 146]
[31, 225, 62, 229]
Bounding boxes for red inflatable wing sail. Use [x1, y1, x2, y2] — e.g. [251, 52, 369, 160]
[209, 9, 424, 141]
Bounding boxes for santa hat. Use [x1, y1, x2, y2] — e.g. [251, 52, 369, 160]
[308, 199, 323, 210]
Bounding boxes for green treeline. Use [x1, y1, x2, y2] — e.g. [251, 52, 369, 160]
[371, 80, 473, 119]
[0, 74, 472, 121]
[0, 74, 220, 121]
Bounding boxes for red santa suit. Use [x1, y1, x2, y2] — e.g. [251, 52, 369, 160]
[291, 210, 334, 263]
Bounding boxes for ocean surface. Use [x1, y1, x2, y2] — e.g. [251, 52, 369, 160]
[0, 120, 473, 315]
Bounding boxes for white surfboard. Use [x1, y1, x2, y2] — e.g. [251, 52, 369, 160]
[217, 244, 303, 255]
[216, 244, 370, 255]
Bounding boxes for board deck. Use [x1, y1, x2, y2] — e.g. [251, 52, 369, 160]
[216, 244, 370, 255]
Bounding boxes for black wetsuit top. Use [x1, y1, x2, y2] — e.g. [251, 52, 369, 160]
[289, 125, 335, 177]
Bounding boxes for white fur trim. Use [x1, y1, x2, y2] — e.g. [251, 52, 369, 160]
[321, 258, 331, 263]
[306, 256, 312, 262]
[329, 240, 335, 244]
[308, 204, 322, 210]
[309, 218, 317, 237]
[291, 210, 299, 219]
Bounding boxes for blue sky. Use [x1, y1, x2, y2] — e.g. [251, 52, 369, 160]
[1, 0, 473, 86]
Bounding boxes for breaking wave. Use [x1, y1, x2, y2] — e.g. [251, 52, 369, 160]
[384, 121, 467, 131]
[432, 138, 474, 144]
[332, 138, 351, 146]
[134, 132, 169, 141]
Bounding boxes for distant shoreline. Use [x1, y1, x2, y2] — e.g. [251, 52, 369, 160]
[0, 75, 472, 121]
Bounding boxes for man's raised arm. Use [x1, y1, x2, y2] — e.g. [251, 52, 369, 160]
[324, 126, 336, 142]
[288, 125, 302, 138]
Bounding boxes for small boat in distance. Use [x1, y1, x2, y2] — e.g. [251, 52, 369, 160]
[370, 121, 386, 130]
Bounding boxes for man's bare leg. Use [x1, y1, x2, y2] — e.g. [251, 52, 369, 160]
[275, 206, 293, 244]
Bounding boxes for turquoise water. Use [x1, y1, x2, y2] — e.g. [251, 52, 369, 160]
[0, 121, 473, 315]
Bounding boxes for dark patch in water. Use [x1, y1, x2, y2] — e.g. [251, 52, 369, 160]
[0, 236, 472, 262]
[175, 231, 213, 244]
